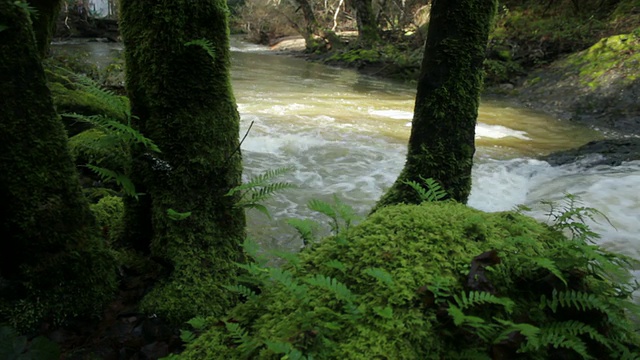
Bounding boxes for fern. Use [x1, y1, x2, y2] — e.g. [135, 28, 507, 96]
[303, 274, 356, 303]
[403, 176, 448, 202]
[362, 267, 394, 287]
[530, 257, 567, 286]
[287, 218, 320, 246]
[452, 291, 515, 313]
[227, 167, 296, 218]
[540, 289, 611, 314]
[86, 164, 139, 198]
[308, 196, 359, 235]
[185, 38, 216, 61]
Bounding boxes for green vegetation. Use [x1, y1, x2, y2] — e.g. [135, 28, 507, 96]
[178, 199, 640, 359]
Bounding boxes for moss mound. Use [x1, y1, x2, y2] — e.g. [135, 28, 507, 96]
[179, 202, 639, 359]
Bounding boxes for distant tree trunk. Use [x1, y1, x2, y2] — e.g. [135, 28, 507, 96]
[0, 1, 116, 331]
[349, 0, 379, 45]
[373, 0, 497, 210]
[120, 0, 247, 323]
[28, 0, 63, 57]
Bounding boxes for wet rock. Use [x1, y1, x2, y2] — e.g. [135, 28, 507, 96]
[542, 138, 640, 167]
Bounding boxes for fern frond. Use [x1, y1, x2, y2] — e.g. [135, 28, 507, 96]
[85, 164, 138, 198]
[453, 291, 515, 313]
[224, 284, 258, 300]
[403, 176, 448, 202]
[324, 260, 347, 274]
[185, 38, 216, 60]
[540, 289, 611, 314]
[304, 274, 355, 302]
[362, 267, 394, 287]
[287, 218, 319, 246]
[531, 257, 567, 286]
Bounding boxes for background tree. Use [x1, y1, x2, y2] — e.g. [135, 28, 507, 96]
[349, 0, 379, 44]
[374, 0, 497, 209]
[28, 0, 62, 57]
[120, 0, 247, 323]
[0, 0, 116, 331]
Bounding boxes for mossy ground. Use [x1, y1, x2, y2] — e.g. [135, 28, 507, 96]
[179, 202, 639, 359]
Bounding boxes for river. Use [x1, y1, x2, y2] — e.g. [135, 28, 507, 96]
[51, 39, 640, 276]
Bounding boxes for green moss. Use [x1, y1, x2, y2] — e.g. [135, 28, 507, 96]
[180, 202, 639, 359]
[90, 196, 124, 243]
[565, 32, 640, 88]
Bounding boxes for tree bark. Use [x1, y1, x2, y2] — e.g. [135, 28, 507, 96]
[350, 0, 379, 45]
[0, 0, 116, 331]
[374, 0, 497, 209]
[28, 0, 62, 57]
[120, 0, 246, 323]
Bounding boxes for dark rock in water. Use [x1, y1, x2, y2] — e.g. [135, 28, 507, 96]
[543, 138, 640, 167]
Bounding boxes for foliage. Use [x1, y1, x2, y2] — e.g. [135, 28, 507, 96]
[90, 195, 125, 243]
[0, 325, 59, 360]
[177, 198, 640, 359]
[227, 167, 296, 219]
[402, 175, 448, 202]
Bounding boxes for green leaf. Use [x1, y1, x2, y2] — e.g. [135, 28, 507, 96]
[363, 267, 394, 287]
[373, 306, 394, 319]
[167, 208, 192, 221]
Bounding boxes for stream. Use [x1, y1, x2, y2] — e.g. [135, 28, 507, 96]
[52, 39, 640, 277]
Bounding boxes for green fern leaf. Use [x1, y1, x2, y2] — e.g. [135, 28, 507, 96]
[304, 274, 355, 302]
[185, 38, 216, 60]
[86, 164, 138, 198]
[363, 267, 394, 287]
[324, 260, 347, 274]
[373, 306, 394, 319]
[531, 257, 567, 286]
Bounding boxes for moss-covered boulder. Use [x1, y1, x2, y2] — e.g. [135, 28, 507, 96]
[179, 202, 639, 359]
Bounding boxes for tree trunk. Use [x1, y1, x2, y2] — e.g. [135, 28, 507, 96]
[373, 0, 497, 209]
[350, 0, 379, 45]
[0, 1, 116, 331]
[28, 0, 62, 57]
[120, 0, 246, 323]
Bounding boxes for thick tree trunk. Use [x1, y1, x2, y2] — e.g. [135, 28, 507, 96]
[350, 0, 379, 45]
[28, 0, 62, 57]
[0, 1, 116, 331]
[120, 0, 246, 323]
[374, 0, 497, 209]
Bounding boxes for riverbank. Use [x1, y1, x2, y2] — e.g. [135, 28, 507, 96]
[267, 30, 640, 138]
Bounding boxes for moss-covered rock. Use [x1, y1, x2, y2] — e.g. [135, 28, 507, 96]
[90, 196, 125, 243]
[179, 202, 639, 359]
[515, 29, 640, 134]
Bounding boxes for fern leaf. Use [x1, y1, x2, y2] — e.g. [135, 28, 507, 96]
[287, 218, 319, 245]
[403, 176, 448, 202]
[185, 38, 216, 60]
[531, 257, 567, 286]
[304, 274, 355, 302]
[324, 260, 347, 274]
[86, 164, 138, 198]
[373, 306, 394, 319]
[453, 291, 515, 313]
[363, 267, 394, 287]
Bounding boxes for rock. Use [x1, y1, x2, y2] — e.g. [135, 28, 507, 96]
[542, 138, 640, 167]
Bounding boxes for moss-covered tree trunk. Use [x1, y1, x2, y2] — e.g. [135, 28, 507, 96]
[120, 0, 246, 323]
[0, 1, 116, 331]
[350, 0, 379, 45]
[374, 0, 497, 210]
[28, 0, 62, 57]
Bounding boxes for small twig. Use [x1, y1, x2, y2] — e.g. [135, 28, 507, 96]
[225, 120, 254, 164]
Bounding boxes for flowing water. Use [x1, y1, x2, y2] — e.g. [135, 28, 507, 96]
[52, 39, 640, 275]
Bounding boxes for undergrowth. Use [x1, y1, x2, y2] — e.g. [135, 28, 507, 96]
[170, 180, 640, 359]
